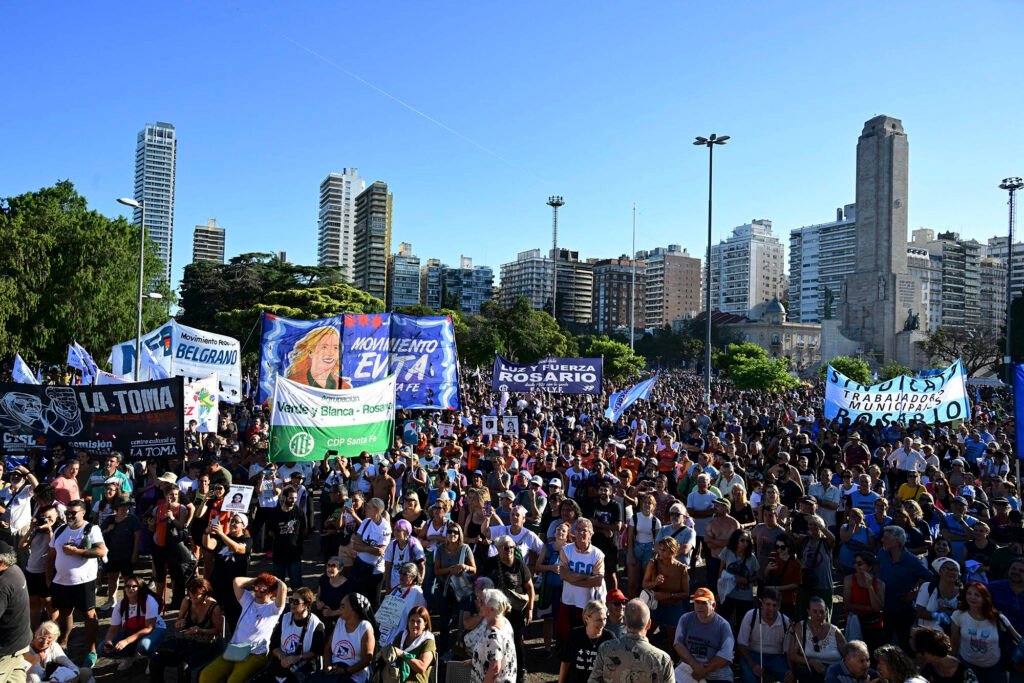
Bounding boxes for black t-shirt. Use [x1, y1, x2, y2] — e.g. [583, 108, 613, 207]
[0, 564, 32, 655]
[270, 505, 305, 562]
[590, 500, 621, 547]
[560, 626, 615, 683]
[778, 480, 803, 510]
[492, 555, 532, 596]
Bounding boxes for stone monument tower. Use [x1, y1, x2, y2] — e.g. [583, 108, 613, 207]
[838, 115, 925, 367]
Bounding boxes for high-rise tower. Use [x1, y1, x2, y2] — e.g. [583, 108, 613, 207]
[134, 122, 177, 282]
[352, 181, 392, 302]
[318, 168, 366, 278]
[839, 115, 923, 366]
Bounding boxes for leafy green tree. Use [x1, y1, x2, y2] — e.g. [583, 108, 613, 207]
[0, 181, 172, 364]
[459, 297, 574, 367]
[820, 356, 872, 384]
[714, 342, 768, 375]
[576, 335, 646, 385]
[877, 361, 911, 382]
[178, 253, 345, 337]
[729, 356, 800, 392]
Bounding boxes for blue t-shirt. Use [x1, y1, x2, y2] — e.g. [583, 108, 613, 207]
[674, 612, 734, 681]
[877, 549, 930, 611]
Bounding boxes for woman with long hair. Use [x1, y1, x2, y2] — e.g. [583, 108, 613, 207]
[396, 493, 428, 536]
[913, 627, 980, 683]
[842, 551, 886, 653]
[875, 643, 928, 683]
[729, 484, 756, 528]
[627, 493, 661, 598]
[151, 484, 196, 611]
[307, 593, 377, 683]
[285, 325, 342, 389]
[200, 574, 287, 683]
[952, 582, 1019, 683]
[752, 505, 785, 579]
[435, 522, 476, 656]
[101, 576, 168, 672]
[755, 484, 790, 526]
[149, 577, 224, 683]
[717, 528, 759, 631]
[641, 536, 689, 644]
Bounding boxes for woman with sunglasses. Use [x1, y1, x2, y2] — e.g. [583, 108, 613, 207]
[199, 574, 287, 683]
[384, 519, 426, 593]
[315, 555, 348, 630]
[252, 587, 326, 683]
[101, 576, 168, 672]
[435, 522, 476, 657]
[763, 533, 801, 618]
[151, 484, 196, 611]
[491, 534, 534, 683]
[149, 577, 225, 683]
[202, 511, 252, 627]
[787, 596, 845, 683]
[716, 529, 759, 632]
[397, 493, 428, 537]
[379, 562, 428, 646]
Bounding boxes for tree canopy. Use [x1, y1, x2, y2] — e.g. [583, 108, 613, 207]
[821, 356, 872, 385]
[576, 335, 646, 385]
[714, 342, 798, 392]
[458, 298, 575, 367]
[919, 326, 1001, 376]
[0, 181, 173, 364]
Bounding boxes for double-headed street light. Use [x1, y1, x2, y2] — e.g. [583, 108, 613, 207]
[116, 197, 146, 381]
[1000, 177, 1023, 383]
[694, 133, 729, 406]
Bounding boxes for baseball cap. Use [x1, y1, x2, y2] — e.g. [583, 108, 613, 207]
[530, 475, 543, 486]
[799, 495, 818, 505]
[499, 491, 515, 500]
[692, 587, 715, 603]
[932, 557, 960, 574]
[952, 496, 969, 506]
[548, 479, 563, 489]
[606, 589, 627, 603]
[961, 485, 976, 498]
[713, 497, 731, 510]
[951, 458, 965, 467]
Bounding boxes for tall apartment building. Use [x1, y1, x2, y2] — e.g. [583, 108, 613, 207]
[980, 256, 1008, 335]
[421, 259, 444, 310]
[709, 219, 785, 316]
[499, 248, 593, 324]
[419, 257, 494, 314]
[134, 122, 177, 282]
[637, 245, 702, 328]
[788, 205, 858, 323]
[906, 247, 939, 332]
[985, 236, 1024, 304]
[318, 169, 366, 277]
[352, 181, 392, 302]
[387, 242, 421, 309]
[592, 257, 646, 335]
[909, 229, 983, 331]
[192, 218, 225, 264]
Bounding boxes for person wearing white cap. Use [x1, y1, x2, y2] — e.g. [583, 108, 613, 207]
[515, 476, 548, 533]
[915, 557, 962, 631]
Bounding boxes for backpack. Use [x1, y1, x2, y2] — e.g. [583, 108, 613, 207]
[631, 511, 662, 539]
[53, 522, 105, 564]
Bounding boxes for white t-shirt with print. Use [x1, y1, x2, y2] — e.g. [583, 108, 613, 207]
[49, 523, 105, 585]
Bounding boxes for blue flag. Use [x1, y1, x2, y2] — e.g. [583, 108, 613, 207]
[141, 344, 170, 380]
[12, 354, 39, 385]
[605, 373, 659, 422]
[1015, 365, 1024, 461]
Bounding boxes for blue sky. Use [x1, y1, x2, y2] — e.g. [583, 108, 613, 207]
[3, 2, 1022, 293]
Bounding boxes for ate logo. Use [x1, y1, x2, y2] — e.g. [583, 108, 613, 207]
[289, 432, 315, 458]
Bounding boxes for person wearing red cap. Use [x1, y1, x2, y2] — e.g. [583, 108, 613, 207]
[604, 589, 627, 638]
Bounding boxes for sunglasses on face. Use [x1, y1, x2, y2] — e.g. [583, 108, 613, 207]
[125, 584, 139, 590]
[289, 599, 305, 606]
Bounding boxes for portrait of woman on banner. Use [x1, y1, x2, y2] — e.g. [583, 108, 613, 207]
[285, 326, 349, 390]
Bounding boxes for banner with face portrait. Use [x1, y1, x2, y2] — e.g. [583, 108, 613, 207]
[257, 314, 347, 403]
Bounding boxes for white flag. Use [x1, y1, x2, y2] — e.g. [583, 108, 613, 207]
[142, 345, 170, 380]
[12, 354, 39, 385]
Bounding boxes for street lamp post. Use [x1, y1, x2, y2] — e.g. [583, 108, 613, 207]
[630, 203, 637, 350]
[1001, 177, 1023, 383]
[117, 197, 146, 381]
[547, 196, 565, 323]
[694, 133, 729, 406]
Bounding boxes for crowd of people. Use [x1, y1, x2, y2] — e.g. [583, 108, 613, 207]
[0, 369, 1023, 683]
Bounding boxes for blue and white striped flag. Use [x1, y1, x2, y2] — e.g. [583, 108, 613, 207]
[605, 373, 659, 422]
[67, 342, 99, 384]
[141, 344, 170, 380]
[12, 354, 39, 385]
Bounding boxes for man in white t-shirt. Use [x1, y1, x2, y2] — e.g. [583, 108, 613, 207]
[485, 505, 543, 564]
[47, 499, 107, 667]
